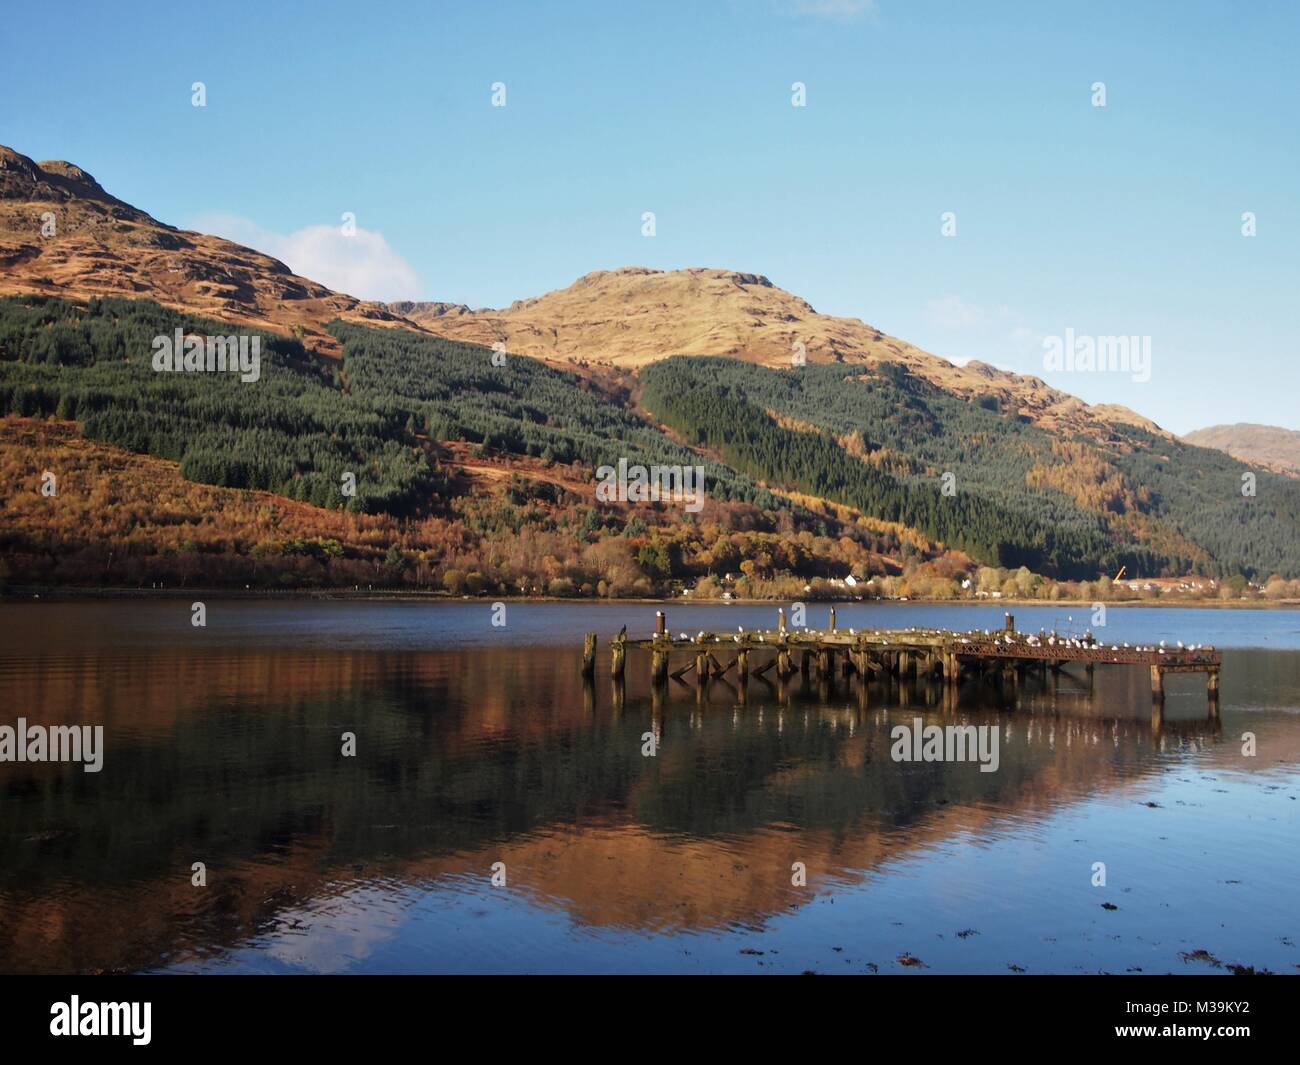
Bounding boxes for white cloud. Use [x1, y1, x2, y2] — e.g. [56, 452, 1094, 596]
[190, 212, 424, 303]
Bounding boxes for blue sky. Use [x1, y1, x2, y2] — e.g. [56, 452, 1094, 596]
[2, 0, 1296, 434]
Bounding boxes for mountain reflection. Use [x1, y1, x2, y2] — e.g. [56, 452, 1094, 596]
[0, 640, 1287, 974]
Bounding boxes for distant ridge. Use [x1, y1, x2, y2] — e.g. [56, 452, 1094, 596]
[1184, 423, 1300, 476]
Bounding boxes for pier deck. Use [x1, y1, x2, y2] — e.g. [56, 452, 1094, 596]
[582, 610, 1221, 705]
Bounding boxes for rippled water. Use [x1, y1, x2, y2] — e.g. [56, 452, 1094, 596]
[0, 600, 1296, 974]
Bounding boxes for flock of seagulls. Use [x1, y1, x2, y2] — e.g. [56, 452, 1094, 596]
[649, 619, 1211, 655]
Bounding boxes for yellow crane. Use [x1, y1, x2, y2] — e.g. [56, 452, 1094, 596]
[1113, 565, 1126, 582]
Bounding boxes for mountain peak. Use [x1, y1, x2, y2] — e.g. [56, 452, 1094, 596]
[0, 143, 417, 354]
[392, 266, 1164, 440]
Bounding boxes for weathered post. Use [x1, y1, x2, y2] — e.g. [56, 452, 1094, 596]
[582, 633, 597, 677]
[778, 607, 787, 634]
[829, 606, 837, 632]
[1150, 664, 1164, 702]
[655, 610, 666, 636]
[1004, 613, 1015, 633]
[651, 647, 668, 683]
[1207, 667, 1219, 716]
[611, 635, 626, 679]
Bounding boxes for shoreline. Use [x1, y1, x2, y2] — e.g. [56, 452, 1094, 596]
[4, 586, 1298, 610]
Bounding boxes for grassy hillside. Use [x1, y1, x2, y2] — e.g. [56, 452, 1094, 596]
[1184, 423, 1300, 475]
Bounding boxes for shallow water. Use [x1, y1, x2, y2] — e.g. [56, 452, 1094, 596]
[0, 600, 1296, 974]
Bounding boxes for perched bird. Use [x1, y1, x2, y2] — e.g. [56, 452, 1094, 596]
[618, 624, 627, 638]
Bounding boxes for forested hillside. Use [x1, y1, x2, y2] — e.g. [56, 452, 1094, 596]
[2, 294, 1298, 591]
[640, 358, 1300, 580]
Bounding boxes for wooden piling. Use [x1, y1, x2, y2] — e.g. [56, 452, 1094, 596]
[611, 637, 626, 679]
[1150, 664, 1164, 702]
[581, 633, 597, 677]
[651, 648, 668, 683]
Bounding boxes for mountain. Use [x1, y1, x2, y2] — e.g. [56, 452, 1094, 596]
[391, 266, 1164, 441]
[3, 143, 1299, 593]
[0, 146, 416, 355]
[1184, 423, 1300, 476]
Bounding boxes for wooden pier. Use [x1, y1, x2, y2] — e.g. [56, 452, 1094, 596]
[581, 610, 1222, 707]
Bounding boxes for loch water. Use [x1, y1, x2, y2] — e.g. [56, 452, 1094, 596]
[0, 600, 1296, 974]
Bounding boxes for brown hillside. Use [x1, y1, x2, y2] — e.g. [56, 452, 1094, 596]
[393, 266, 1166, 441]
[0, 145, 420, 356]
[1, 143, 1165, 443]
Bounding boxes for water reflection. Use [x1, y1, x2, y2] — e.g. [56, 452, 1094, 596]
[0, 604, 1296, 974]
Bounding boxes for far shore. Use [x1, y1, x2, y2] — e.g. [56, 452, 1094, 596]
[3, 586, 1299, 610]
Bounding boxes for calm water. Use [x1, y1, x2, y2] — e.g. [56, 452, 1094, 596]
[1, 600, 1297, 975]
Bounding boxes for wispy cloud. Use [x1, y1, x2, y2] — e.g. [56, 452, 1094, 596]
[924, 295, 1039, 371]
[190, 212, 424, 303]
[786, 0, 878, 22]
